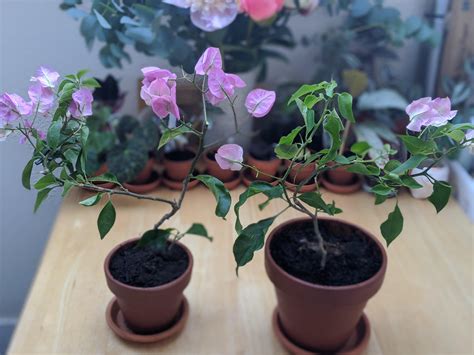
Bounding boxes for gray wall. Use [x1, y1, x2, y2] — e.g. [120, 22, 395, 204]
[0, 0, 430, 349]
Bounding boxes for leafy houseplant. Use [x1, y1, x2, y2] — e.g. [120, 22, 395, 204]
[59, 0, 317, 79]
[0, 49, 276, 338]
[219, 82, 473, 352]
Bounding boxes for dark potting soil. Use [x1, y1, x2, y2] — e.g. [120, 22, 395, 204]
[270, 219, 382, 286]
[165, 150, 195, 161]
[109, 242, 189, 288]
[249, 147, 276, 161]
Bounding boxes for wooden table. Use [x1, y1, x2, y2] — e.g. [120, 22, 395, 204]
[8, 186, 473, 354]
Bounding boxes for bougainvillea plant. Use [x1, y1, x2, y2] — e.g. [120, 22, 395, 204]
[60, 0, 317, 77]
[214, 82, 474, 271]
[0, 48, 276, 246]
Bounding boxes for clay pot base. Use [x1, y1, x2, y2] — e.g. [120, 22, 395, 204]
[106, 296, 189, 344]
[284, 179, 319, 193]
[163, 174, 200, 191]
[222, 172, 242, 190]
[272, 309, 370, 355]
[320, 173, 363, 194]
[123, 172, 161, 194]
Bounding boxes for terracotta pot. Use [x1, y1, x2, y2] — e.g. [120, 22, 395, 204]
[284, 178, 318, 193]
[94, 163, 109, 177]
[104, 238, 193, 334]
[283, 160, 316, 184]
[123, 172, 161, 194]
[326, 165, 355, 185]
[132, 158, 155, 184]
[246, 154, 281, 182]
[265, 217, 387, 352]
[321, 172, 362, 194]
[242, 168, 278, 187]
[203, 149, 235, 182]
[163, 150, 196, 182]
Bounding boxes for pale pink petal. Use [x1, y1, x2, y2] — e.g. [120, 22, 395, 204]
[190, 5, 238, 32]
[141, 67, 176, 88]
[405, 97, 432, 119]
[245, 89, 276, 118]
[195, 47, 223, 75]
[31, 66, 60, 89]
[215, 144, 244, 171]
[69, 88, 93, 118]
[28, 83, 55, 114]
[0, 93, 32, 124]
[226, 73, 246, 88]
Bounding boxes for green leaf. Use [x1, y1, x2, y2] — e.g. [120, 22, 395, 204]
[34, 174, 56, 190]
[274, 143, 299, 160]
[81, 77, 101, 89]
[338, 92, 355, 123]
[88, 173, 118, 184]
[384, 160, 401, 172]
[428, 181, 451, 213]
[194, 175, 231, 218]
[34, 188, 52, 212]
[299, 192, 340, 215]
[303, 94, 319, 109]
[137, 229, 172, 249]
[77, 69, 88, 79]
[79, 193, 103, 206]
[446, 129, 464, 143]
[346, 163, 380, 175]
[234, 182, 284, 234]
[93, 9, 112, 29]
[350, 141, 370, 156]
[186, 223, 212, 241]
[22, 159, 34, 190]
[47, 120, 63, 149]
[374, 193, 387, 205]
[320, 110, 343, 164]
[400, 175, 423, 189]
[288, 84, 320, 104]
[370, 184, 394, 196]
[159, 125, 194, 150]
[380, 203, 403, 246]
[399, 135, 436, 155]
[80, 126, 90, 147]
[97, 200, 116, 239]
[278, 126, 303, 145]
[64, 149, 79, 166]
[233, 217, 276, 271]
[390, 155, 426, 175]
[62, 180, 75, 197]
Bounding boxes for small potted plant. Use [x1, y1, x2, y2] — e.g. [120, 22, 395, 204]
[214, 82, 473, 353]
[244, 140, 281, 183]
[107, 115, 160, 193]
[1, 49, 276, 343]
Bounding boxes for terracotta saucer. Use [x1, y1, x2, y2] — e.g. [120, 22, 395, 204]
[162, 173, 200, 191]
[320, 173, 362, 194]
[242, 168, 279, 187]
[106, 296, 189, 344]
[272, 309, 370, 355]
[123, 172, 161, 194]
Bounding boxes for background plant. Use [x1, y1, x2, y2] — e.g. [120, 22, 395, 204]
[60, 0, 305, 79]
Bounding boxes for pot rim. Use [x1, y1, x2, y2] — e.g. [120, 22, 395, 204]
[163, 148, 197, 162]
[104, 237, 194, 292]
[265, 216, 387, 292]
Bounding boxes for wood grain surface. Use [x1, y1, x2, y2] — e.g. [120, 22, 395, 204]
[7, 186, 473, 354]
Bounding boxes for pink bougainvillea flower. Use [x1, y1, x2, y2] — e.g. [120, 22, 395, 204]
[69, 88, 94, 118]
[245, 89, 276, 117]
[0, 93, 32, 125]
[206, 68, 246, 105]
[406, 97, 457, 132]
[240, 0, 285, 21]
[195, 47, 223, 75]
[30, 67, 60, 89]
[215, 144, 244, 171]
[141, 67, 177, 89]
[163, 0, 238, 32]
[28, 83, 55, 114]
[141, 75, 180, 119]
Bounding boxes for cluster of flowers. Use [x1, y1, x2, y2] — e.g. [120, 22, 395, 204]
[0, 67, 94, 142]
[139, 46, 276, 171]
[163, 0, 319, 31]
[406, 97, 458, 132]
